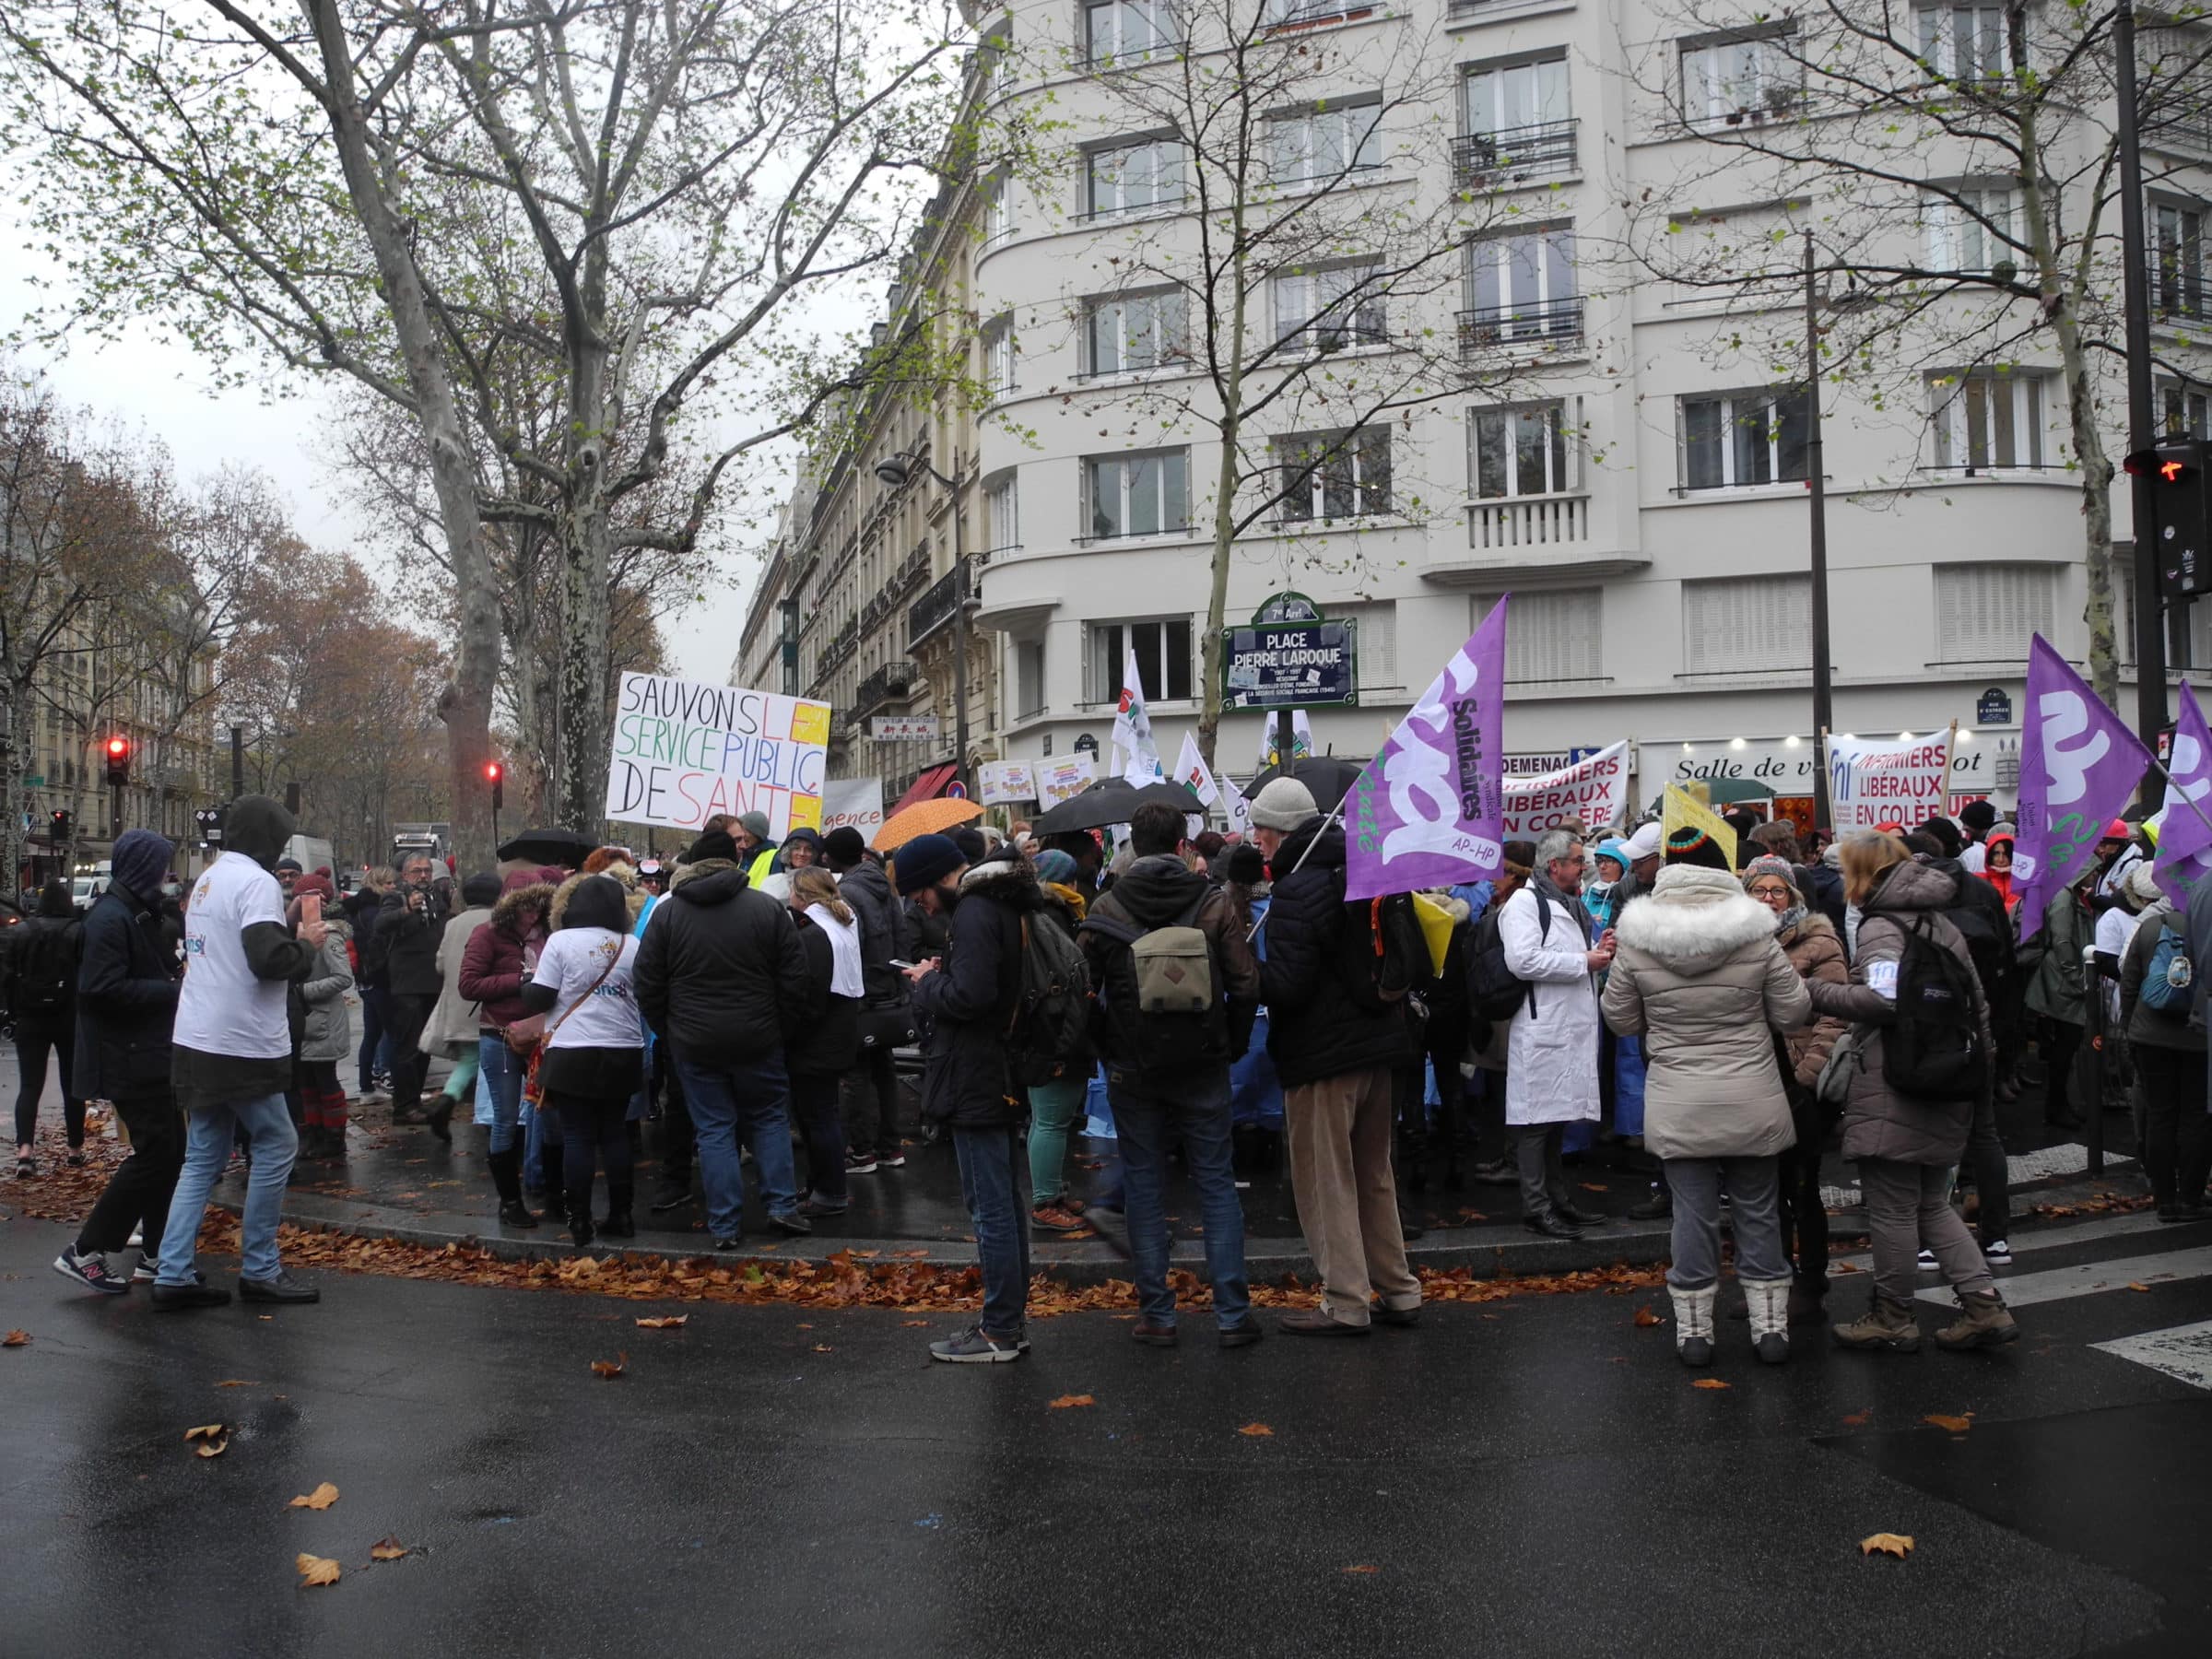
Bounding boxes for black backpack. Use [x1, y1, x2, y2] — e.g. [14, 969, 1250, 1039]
[1004, 911, 1092, 1088]
[1082, 891, 1219, 1073]
[1344, 891, 1430, 1013]
[1465, 888, 1561, 1023]
[1883, 916, 1989, 1099]
[9, 918, 77, 1014]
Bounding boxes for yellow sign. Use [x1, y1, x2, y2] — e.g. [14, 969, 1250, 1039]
[1662, 783, 1737, 868]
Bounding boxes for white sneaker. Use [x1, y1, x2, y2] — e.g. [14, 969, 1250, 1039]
[1983, 1239, 2012, 1266]
[126, 1227, 144, 1250]
[1917, 1247, 1938, 1269]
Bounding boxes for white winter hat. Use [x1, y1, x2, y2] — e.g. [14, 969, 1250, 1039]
[1620, 821, 1664, 863]
[1249, 776, 1320, 832]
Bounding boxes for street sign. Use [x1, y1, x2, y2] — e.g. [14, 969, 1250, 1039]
[870, 715, 940, 742]
[23, 775, 43, 787]
[1223, 617, 1358, 710]
[1976, 687, 2013, 726]
[1253, 590, 1321, 625]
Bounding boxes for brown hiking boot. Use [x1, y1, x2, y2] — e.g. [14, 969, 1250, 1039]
[1832, 1295, 1922, 1353]
[1935, 1290, 2020, 1351]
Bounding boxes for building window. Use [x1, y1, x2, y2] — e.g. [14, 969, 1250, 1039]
[982, 316, 1017, 396]
[1679, 27, 1800, 126]
[1015, 639, 1045, 719]
[1273, 262, 1385, 349]
[1929, 370, 2046, 470]
[1459, 57, 1575, 180]
[1481, 588, 1602, 683]
[2120, 563, 2212, 669]
[1682, 575, 1811, 675]
[984, 475, 1019, 553]
[1268, 98, 1382, 186]
[1917, 4, 2017, 83]
[1085, 450, 1190, 539]
[1681, 387, 1810, 490]
[1463, 228, 1579, 347]
[1084, 0, 1179, 65]
[2163, 378, 2212, 438]
[1087, 138, 1185, 217]
[1934, 563, 2056, 662]
[1471, 402, 1574, 499]
[984, 171, 1016, 247]
[1923, 186, 2023, 276]
[1333, 599, 1398, 689]
[1085, 288, 1189, 373]
[1276, 428, 1393, 522]
[1093, 618, 1194, 702]
[2156, 198, 2206, 319]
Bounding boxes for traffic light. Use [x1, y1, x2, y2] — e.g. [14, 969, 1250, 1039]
[103, 734, 131, 788]
[49, 808, 70, 841]
[2124, 441, 2212, 597]
[483, 759, 504, 812]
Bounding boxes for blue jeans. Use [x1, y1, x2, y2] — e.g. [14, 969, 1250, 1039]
[951, 1125, 1030, 1337]
[675, 1052, 800, 1240]
[1108, 1067, 1252, 1330]
[477, 1034, 525, 1153]
[158, 1092, 296, 1285]
[357, 986, 389, 1090]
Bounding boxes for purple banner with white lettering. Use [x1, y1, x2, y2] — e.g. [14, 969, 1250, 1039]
[1344, 596, 1508, 901]
[2154, 679, 2212, 903]
[2016, 634, 2152, 940]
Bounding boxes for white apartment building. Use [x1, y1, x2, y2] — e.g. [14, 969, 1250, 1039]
[930, 0, 2212, 819]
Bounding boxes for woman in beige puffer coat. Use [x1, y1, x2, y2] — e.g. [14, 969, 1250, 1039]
[1602, 857, 1812, 1368]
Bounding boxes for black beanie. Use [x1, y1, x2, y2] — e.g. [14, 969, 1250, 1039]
[1959, 799, 1998, 833]
[894, 832, 966, 897]
[462, 872, 502, 908]
[822, 826, 867, 868]
[1664, 826, 1732, 870]
[686, 829, 740, 865]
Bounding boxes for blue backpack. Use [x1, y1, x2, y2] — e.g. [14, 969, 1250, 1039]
[2142, 924, 2194, 1016]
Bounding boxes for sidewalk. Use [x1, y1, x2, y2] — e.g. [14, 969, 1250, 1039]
[197, 1065, 2147, 1287]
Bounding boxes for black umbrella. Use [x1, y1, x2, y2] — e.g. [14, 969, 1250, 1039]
[495, 827, 597, 867]
[1243, 755, 1369, 812]
[1030, 777, 1205, 835]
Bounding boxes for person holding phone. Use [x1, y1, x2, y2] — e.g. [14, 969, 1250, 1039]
[288, 873, 355, 1159]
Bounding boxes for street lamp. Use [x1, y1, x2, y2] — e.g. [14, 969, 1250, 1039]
[876, 450, 971, 795]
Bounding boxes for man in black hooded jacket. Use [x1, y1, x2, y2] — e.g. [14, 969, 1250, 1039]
[1079, 803, 1263, 1347]
[823, 825, 912, 1170]
[8, 879, 85, 1174]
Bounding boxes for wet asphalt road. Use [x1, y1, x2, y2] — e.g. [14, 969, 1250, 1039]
[3, 1206, 2209, 1657]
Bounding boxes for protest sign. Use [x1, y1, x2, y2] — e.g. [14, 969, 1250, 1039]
[1035, 754, 1099, 805]
[1344, 597, 1508, 900]
[1824, 730, 1955, 832]
[979, 760, 1038, 806]
[2155, 681, 2212, 902]
[820, 778, 885, 841]
[2016, 635, 2151, 939]
[1662, 783, 1737, 868]
[1502, 741, 1630, 839]
[605, 671, 830, 837]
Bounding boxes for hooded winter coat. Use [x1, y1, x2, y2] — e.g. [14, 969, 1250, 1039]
[1777, 912, 1851, 1088]
[70, 880, 181, 1100]
[1500, 876, 1602, 1126]
[836, 856, 912, 1007]
[460, 875, 554, 1030]
[1259, 819, 1419, 1088]
[419, 904, 490, 1053]
[1806, 858, 1990, 1166]
[2120, 900, 2205, 1052]
[370, 875, 449, 997]
[910, 851, 1041, 1127]
[631, 857, 806, 1065]
[1601, 865, 1813, 1159]
[2022, 884, 2091, 1024]
[787, 910, 862, 1077]
[5, 883, 81, 1014]
[297, 917, 356, 1064]
[1079, 852, 1260, 1075]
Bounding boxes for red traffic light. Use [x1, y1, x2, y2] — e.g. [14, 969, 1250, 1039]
[106, 735, 129, 759]
[2164, 460, 2187, 482]
[483, 760, 503, 782]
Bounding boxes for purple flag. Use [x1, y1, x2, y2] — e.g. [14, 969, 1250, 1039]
[1344, 596, 1508, 901]
[2016, 634, 2153, 940]
[2154, 680, 2212, 902]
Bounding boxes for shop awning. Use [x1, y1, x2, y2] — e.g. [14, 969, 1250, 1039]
[891, 762, 959, 814]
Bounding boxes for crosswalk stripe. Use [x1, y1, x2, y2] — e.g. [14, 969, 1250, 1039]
[1817, 1142, 2136, 1211]
[1913, 1246, 2212, 1310]
[1832, 1208, 2175, 1273]
[2091, 1320, 2212, 1391]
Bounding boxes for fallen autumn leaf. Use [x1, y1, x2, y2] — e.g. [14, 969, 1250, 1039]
[1633, 1306, 1663, 1328]
[1841, 1409, 1873, 1428]
[2127, 1282, 2152, 1292]
[288, 1482, 340, 1511]
[1922, 1414, 1973, 1434]
[633, 1316, 688, 1329]
[1, 1329, 29, 1347]
[1342, 1564, 1381, 1575]
[590, 1352, 628, 1380]
[1860, 1533, 1913, 1559]
[296, 1552, 342, 1587]
[368, 1535, 409, 1561]
[1237, 1423, 1275, 1437]
[1690, 1378, 1732, 1390]
[213, 1380, 255, 1388]
[1048, 1394, 1095, 1409]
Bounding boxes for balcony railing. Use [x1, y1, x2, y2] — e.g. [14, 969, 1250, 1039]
[847, 660, 917, 728]
[820, 615, 859, 670]
[1468, 493, 1589, 550]
[1453, 120, 1579, 188]
[1459, 296, 1585, 357]
[906, 558, 975, 653]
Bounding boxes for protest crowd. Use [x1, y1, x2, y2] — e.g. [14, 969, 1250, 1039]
[8, 620, 2208, 1368]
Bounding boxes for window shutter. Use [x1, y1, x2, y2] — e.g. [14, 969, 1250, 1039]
[1564, 394, 1585, 492]
[1683, 576, 1810, 673]
[1276, 274, 1307, 342]
[1934, 563, 2055, 660]
[1339, 601, 1398, 690]
[1496, 589, 1600, 682]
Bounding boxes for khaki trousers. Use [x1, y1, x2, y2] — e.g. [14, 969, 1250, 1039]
[1286, 1066, 1420, 1326]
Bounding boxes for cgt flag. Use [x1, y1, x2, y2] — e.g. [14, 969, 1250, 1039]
[2154, 680, 2212, 902]
[2017, 634, 2153, 940]
[1343, 596, 1509, 901]
[1173, 730, 1221, 806]
[1112, 644, 1162, 785]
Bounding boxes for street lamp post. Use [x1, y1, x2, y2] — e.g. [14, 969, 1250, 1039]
[876, 452, 971, 795]
[2115, 0, 2171, 743]
[1805, 231, 1835, 833]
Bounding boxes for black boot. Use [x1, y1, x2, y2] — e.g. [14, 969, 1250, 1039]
[426, 1095, 454, 1144]
[488, 1148, 537, 1229]
[602, 1182, 636, 1240]
[565, 1185, 595, 1248]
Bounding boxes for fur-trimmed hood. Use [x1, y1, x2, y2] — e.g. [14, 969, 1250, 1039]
[954, 848, 1043, 912]
[491, 877, 558, 935]
[1614, 864, 1780, 971]
[549, 865, 646, 930]
[668, 856, 748, 908]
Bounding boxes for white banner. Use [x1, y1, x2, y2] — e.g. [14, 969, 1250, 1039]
[820, 777, 884, 841]
[1501, 741, 1631, 839]
[1172, 731, 1221, 806]
[1825, 730, 1956, 832]
[1219, 772, 1253, 836]
[1035, 754, 1099, 805]
[606, 671, 829, 837]
[978, 760, 1037, 806]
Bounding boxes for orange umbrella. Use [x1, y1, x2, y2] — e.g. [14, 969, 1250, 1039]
[875, 796, 984, 852]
